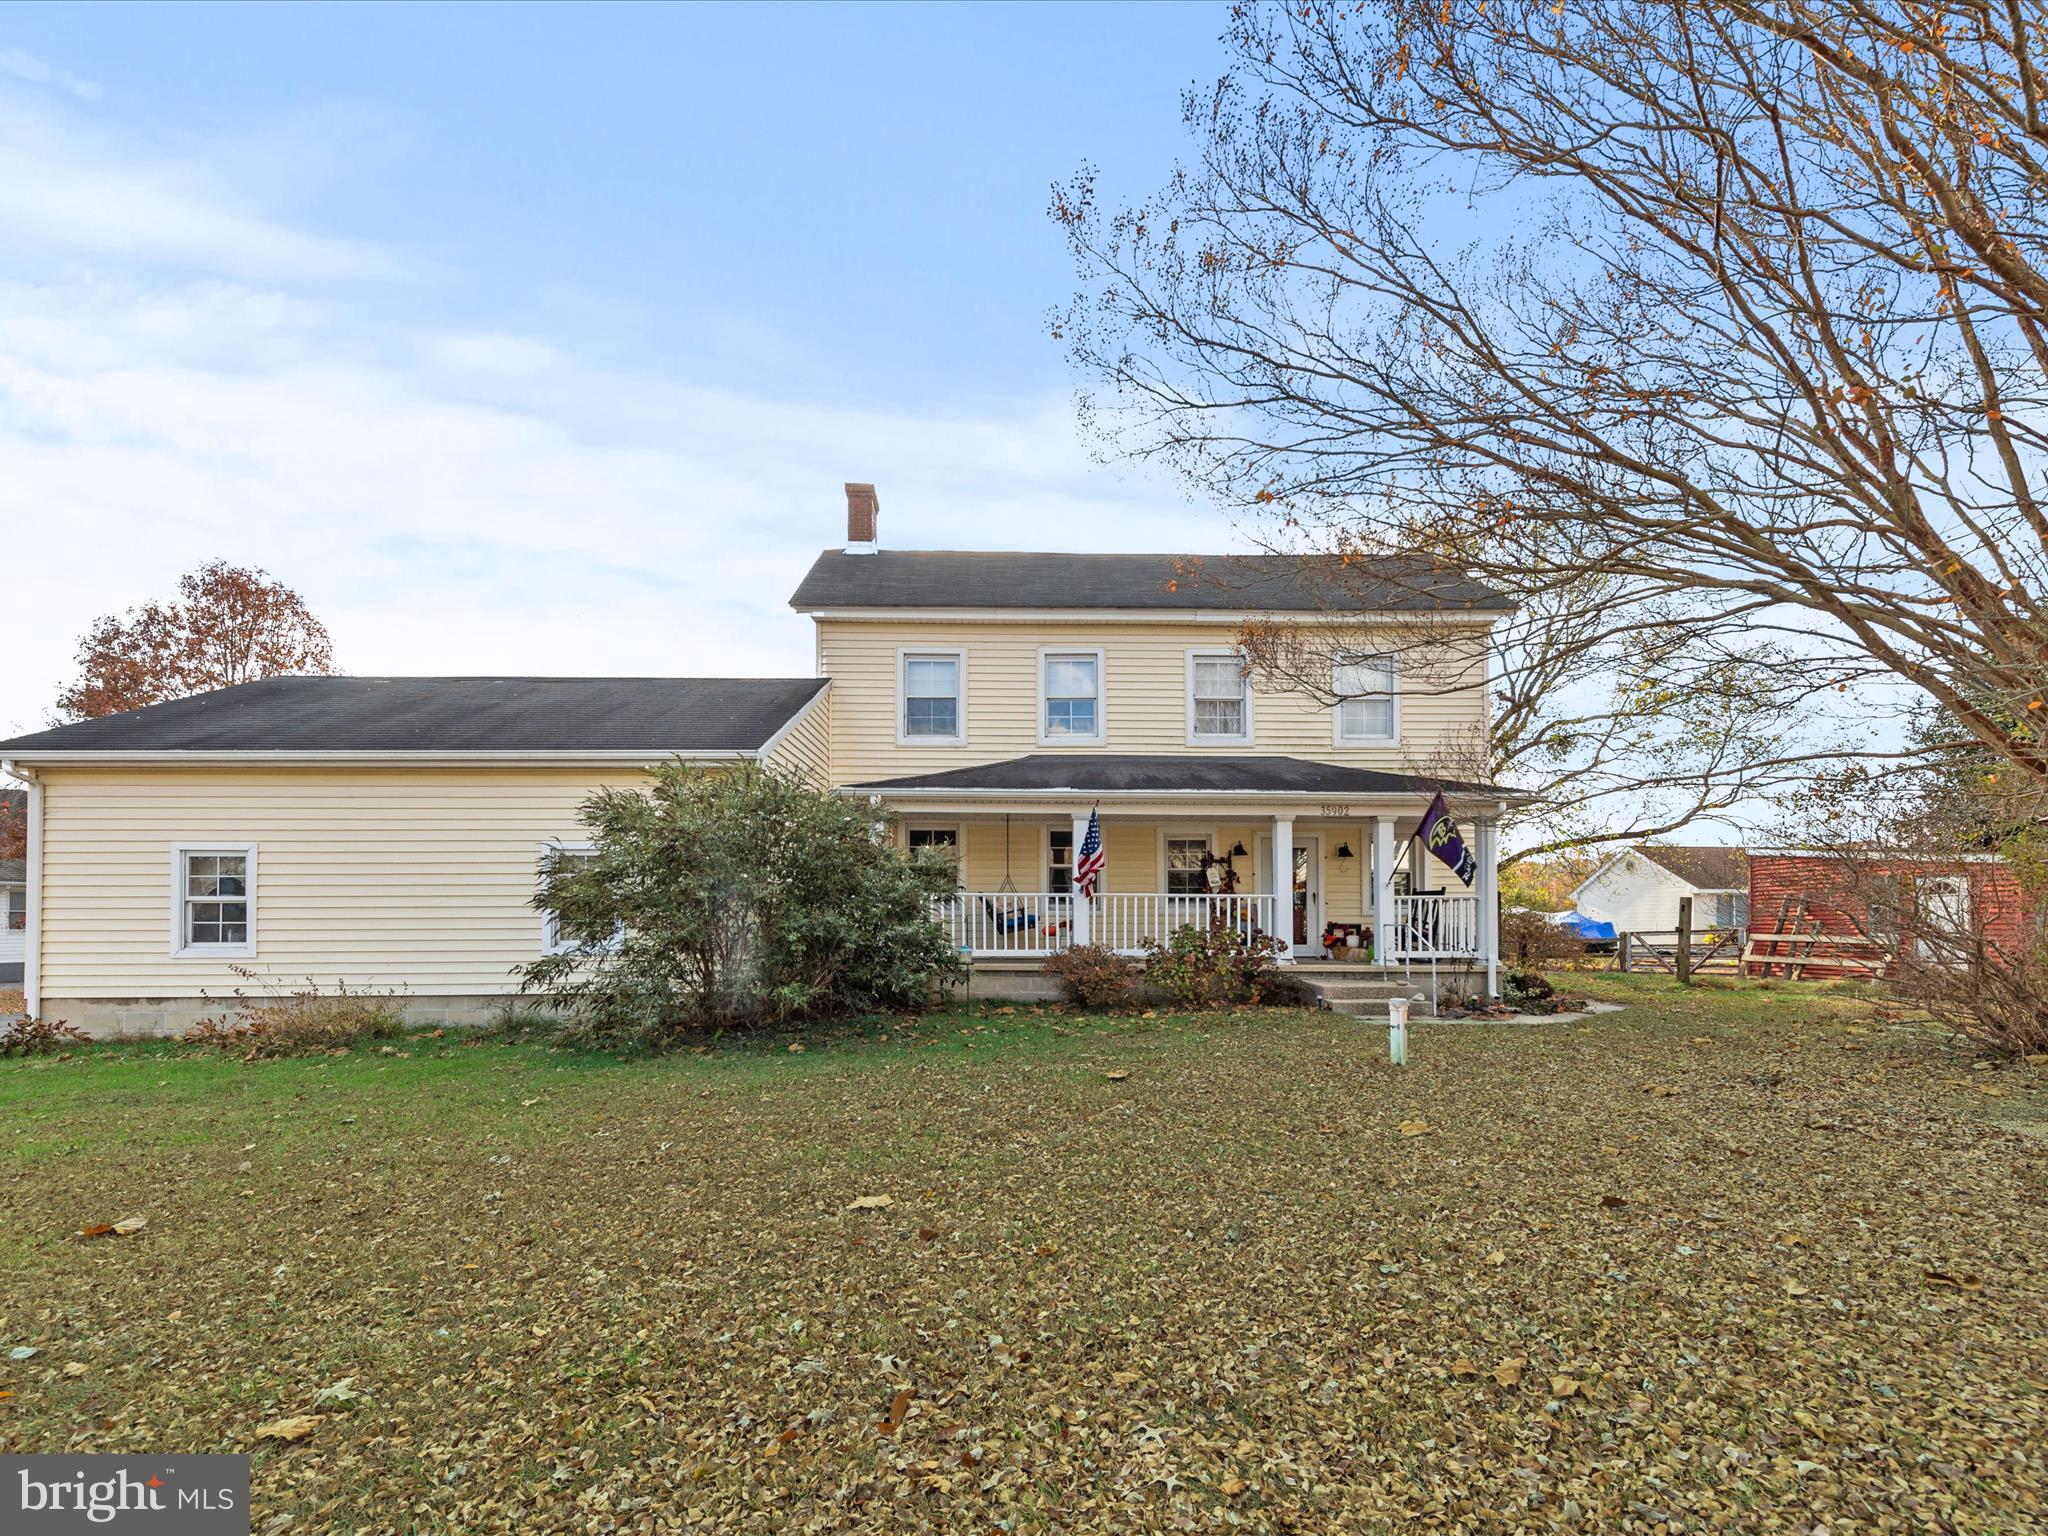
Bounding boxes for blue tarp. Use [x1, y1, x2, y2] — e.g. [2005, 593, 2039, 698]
[1558, 912, 1617, 942]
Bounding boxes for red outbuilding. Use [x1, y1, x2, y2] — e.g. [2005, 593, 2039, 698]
[1744, 850, 2031, 979]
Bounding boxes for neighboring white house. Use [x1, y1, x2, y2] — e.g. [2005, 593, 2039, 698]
[0, 858, 23, 986]
[1, 786, 22, 984]
[1571, 845, 1749, 936]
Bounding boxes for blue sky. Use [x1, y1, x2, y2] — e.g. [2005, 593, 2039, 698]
[0, 2, 1235, 735]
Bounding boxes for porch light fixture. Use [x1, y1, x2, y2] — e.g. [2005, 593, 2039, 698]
[1230, 841, 1249, 858]
[1335, 843, 1355, 859]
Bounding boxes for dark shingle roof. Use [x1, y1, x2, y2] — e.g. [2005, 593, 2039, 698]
[0, 859, 21, 884]
[0, 677, 827, 756]
[847, 754, 1509, 798]
[790, 551, 1508, 613]
[1637, 845, 1748, 891]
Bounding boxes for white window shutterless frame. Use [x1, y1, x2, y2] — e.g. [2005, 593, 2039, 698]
[1186, 650, 1253, 745]
[898, 648, 966, 745]
[540, 843, 622, 956]
[1333, 653, 1400, 745]
[1038, 647, 1105, 745]
[170, 845, 256, 957]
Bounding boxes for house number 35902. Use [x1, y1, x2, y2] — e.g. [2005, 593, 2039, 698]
[1318, 804, 1351, 817]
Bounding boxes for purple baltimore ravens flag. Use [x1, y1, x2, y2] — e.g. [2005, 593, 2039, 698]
[1418, 790, 1476, 884]
[1075, 807, 1105, 898]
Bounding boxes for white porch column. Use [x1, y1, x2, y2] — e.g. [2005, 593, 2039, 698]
[1069, 811, 1092, 947]
[1270, 815, 1294, 959]
[1476, 816, 1500, 997]
[1372, 815, 1395, 962]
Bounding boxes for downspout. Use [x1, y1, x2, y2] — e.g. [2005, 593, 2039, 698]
[2, 761, 39, 1019]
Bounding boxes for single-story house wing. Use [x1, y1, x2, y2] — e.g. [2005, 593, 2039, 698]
[0, 674, 829, 1033]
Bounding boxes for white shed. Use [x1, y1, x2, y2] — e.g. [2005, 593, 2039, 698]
[1571, 845, 1748, 936]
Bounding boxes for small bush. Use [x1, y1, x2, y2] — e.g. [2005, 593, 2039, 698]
[187, 974, 408, 1059]
[1503, 969, 1555, 1007]
[1140, 920, 1285, 1008]
[1041, 945, 1144, 1009]
[0, 1015, 91, 1058]
[1500, 909, 1589, 967]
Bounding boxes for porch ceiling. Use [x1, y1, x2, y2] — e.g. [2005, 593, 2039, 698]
[845, 754, 1509, 799]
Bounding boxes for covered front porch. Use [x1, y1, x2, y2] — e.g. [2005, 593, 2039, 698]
[849, 755, 1507, 993]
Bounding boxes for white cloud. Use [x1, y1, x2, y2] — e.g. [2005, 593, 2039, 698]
[0, 48, 101, 101]
[0, 274, 1207, 737]
[0, 92, 1225, 739]
[0, 94, 416, 282]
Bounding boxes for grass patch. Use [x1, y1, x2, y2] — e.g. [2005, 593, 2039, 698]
[1, 974, 2043, 1531]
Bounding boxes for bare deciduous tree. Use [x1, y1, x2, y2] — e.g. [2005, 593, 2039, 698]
[1057, 0, 2048, 827]
[57, 560, 337, 720]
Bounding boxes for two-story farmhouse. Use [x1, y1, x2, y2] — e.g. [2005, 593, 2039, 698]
[0, 487, 1513, 1032]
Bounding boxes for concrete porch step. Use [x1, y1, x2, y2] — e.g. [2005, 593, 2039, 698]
[1323, 997, 1425, 1019]
[1297, 977, 1420, 1003]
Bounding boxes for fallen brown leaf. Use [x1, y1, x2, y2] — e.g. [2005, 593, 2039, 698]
[254, 1414, 325, 1443]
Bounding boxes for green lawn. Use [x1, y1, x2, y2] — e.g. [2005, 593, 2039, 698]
[2, 975, 2044, 1533]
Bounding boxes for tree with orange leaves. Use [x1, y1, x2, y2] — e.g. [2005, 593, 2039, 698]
[56, 560, 337, 720]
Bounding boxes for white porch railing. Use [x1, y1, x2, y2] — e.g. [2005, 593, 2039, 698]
[929, 893, 1076, 957]
[1390, 894, 1481, 959]
[932, 892, 1279, 958]
[1093, 894, 1277, 955]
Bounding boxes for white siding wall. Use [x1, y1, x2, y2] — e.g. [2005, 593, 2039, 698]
[37, 766, 655, 1004]
[1574, 854, 1708, 933]
[818, 618, 1492, 786]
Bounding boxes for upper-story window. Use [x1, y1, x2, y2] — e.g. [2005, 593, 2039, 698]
[1186, 650, 1252, 745]
[899, 649, 965, 745]
[1039, 648, 1104, 745]
[1333, 653, 1400, 744]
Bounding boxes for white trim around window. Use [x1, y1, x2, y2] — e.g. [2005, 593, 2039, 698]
[1156, 827, 1218, 894]
[897, 646, 967, 747]
[169, 843, 257, 958]
[539, 841, 624, 957]
[1332, 652, 1401, 747]
[904, 823, 964, 890]
[1185, 648, 1254, 746]
[1036, 645, 1106, 746]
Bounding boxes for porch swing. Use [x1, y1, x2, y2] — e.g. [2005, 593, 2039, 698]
[980, 816, 1042, 937]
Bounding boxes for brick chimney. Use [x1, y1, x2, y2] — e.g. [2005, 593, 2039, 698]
[844, 482, 879, 553]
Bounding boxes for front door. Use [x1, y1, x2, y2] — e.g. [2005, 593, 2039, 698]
[1291, 837, 1322, 956]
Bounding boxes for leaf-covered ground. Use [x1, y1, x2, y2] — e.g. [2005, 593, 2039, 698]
[2, 975, 2044, 1533]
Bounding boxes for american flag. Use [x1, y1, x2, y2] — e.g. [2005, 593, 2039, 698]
[1074, 808, 1105, 899]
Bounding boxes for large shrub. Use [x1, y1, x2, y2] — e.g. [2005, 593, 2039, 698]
[1140, 920, 1285, 1008]
[520, 761, 964, 1045]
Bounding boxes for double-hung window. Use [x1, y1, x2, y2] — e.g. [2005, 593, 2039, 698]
[541, 844, 621, 956]
[900, 650, 964, 744]
[1333, 653, 1399, 745]
[1187, 651, 1251, 744]
[6, 888, 25, 932]
[1165, 836, 1212, 895]
[174, 847, 254, 955]
[1040, 649, 1103, 744]
[1047, 827, 1075, 894]
[906, 827, 962, 889]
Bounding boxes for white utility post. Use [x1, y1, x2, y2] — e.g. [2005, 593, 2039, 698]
[1387, 995, 1410, 1065]
[1372, 815, 1395, 963]
[1475, 815, 1500, 997]
[1270, 815, 1294, 958]
[1069, 811, 1093, 947]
